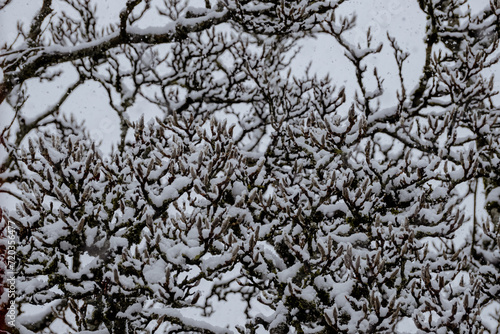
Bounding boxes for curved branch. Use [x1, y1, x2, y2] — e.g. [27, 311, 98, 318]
[0, 0, 343, 105]
[27, 0, 53, 47]
[0, 8, 232, 105]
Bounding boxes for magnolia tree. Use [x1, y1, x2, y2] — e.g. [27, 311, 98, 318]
[1, 0, 500, 333]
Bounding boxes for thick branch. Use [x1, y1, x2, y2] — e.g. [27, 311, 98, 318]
[27, 0, 53, 47]
[410, 0, 438, 109]
[0, 0, 343, 105]
[0, 9, 231, 105]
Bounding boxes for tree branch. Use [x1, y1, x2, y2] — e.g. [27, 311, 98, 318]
[27, 0, 53, 47]
[0, 8, 231, 105]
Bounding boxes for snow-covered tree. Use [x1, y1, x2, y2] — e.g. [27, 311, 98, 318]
[1, 0, 500, 333]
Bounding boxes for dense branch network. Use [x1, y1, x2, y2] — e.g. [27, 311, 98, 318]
[0, 0, 343, 180]
[1, 0, 500, 333]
